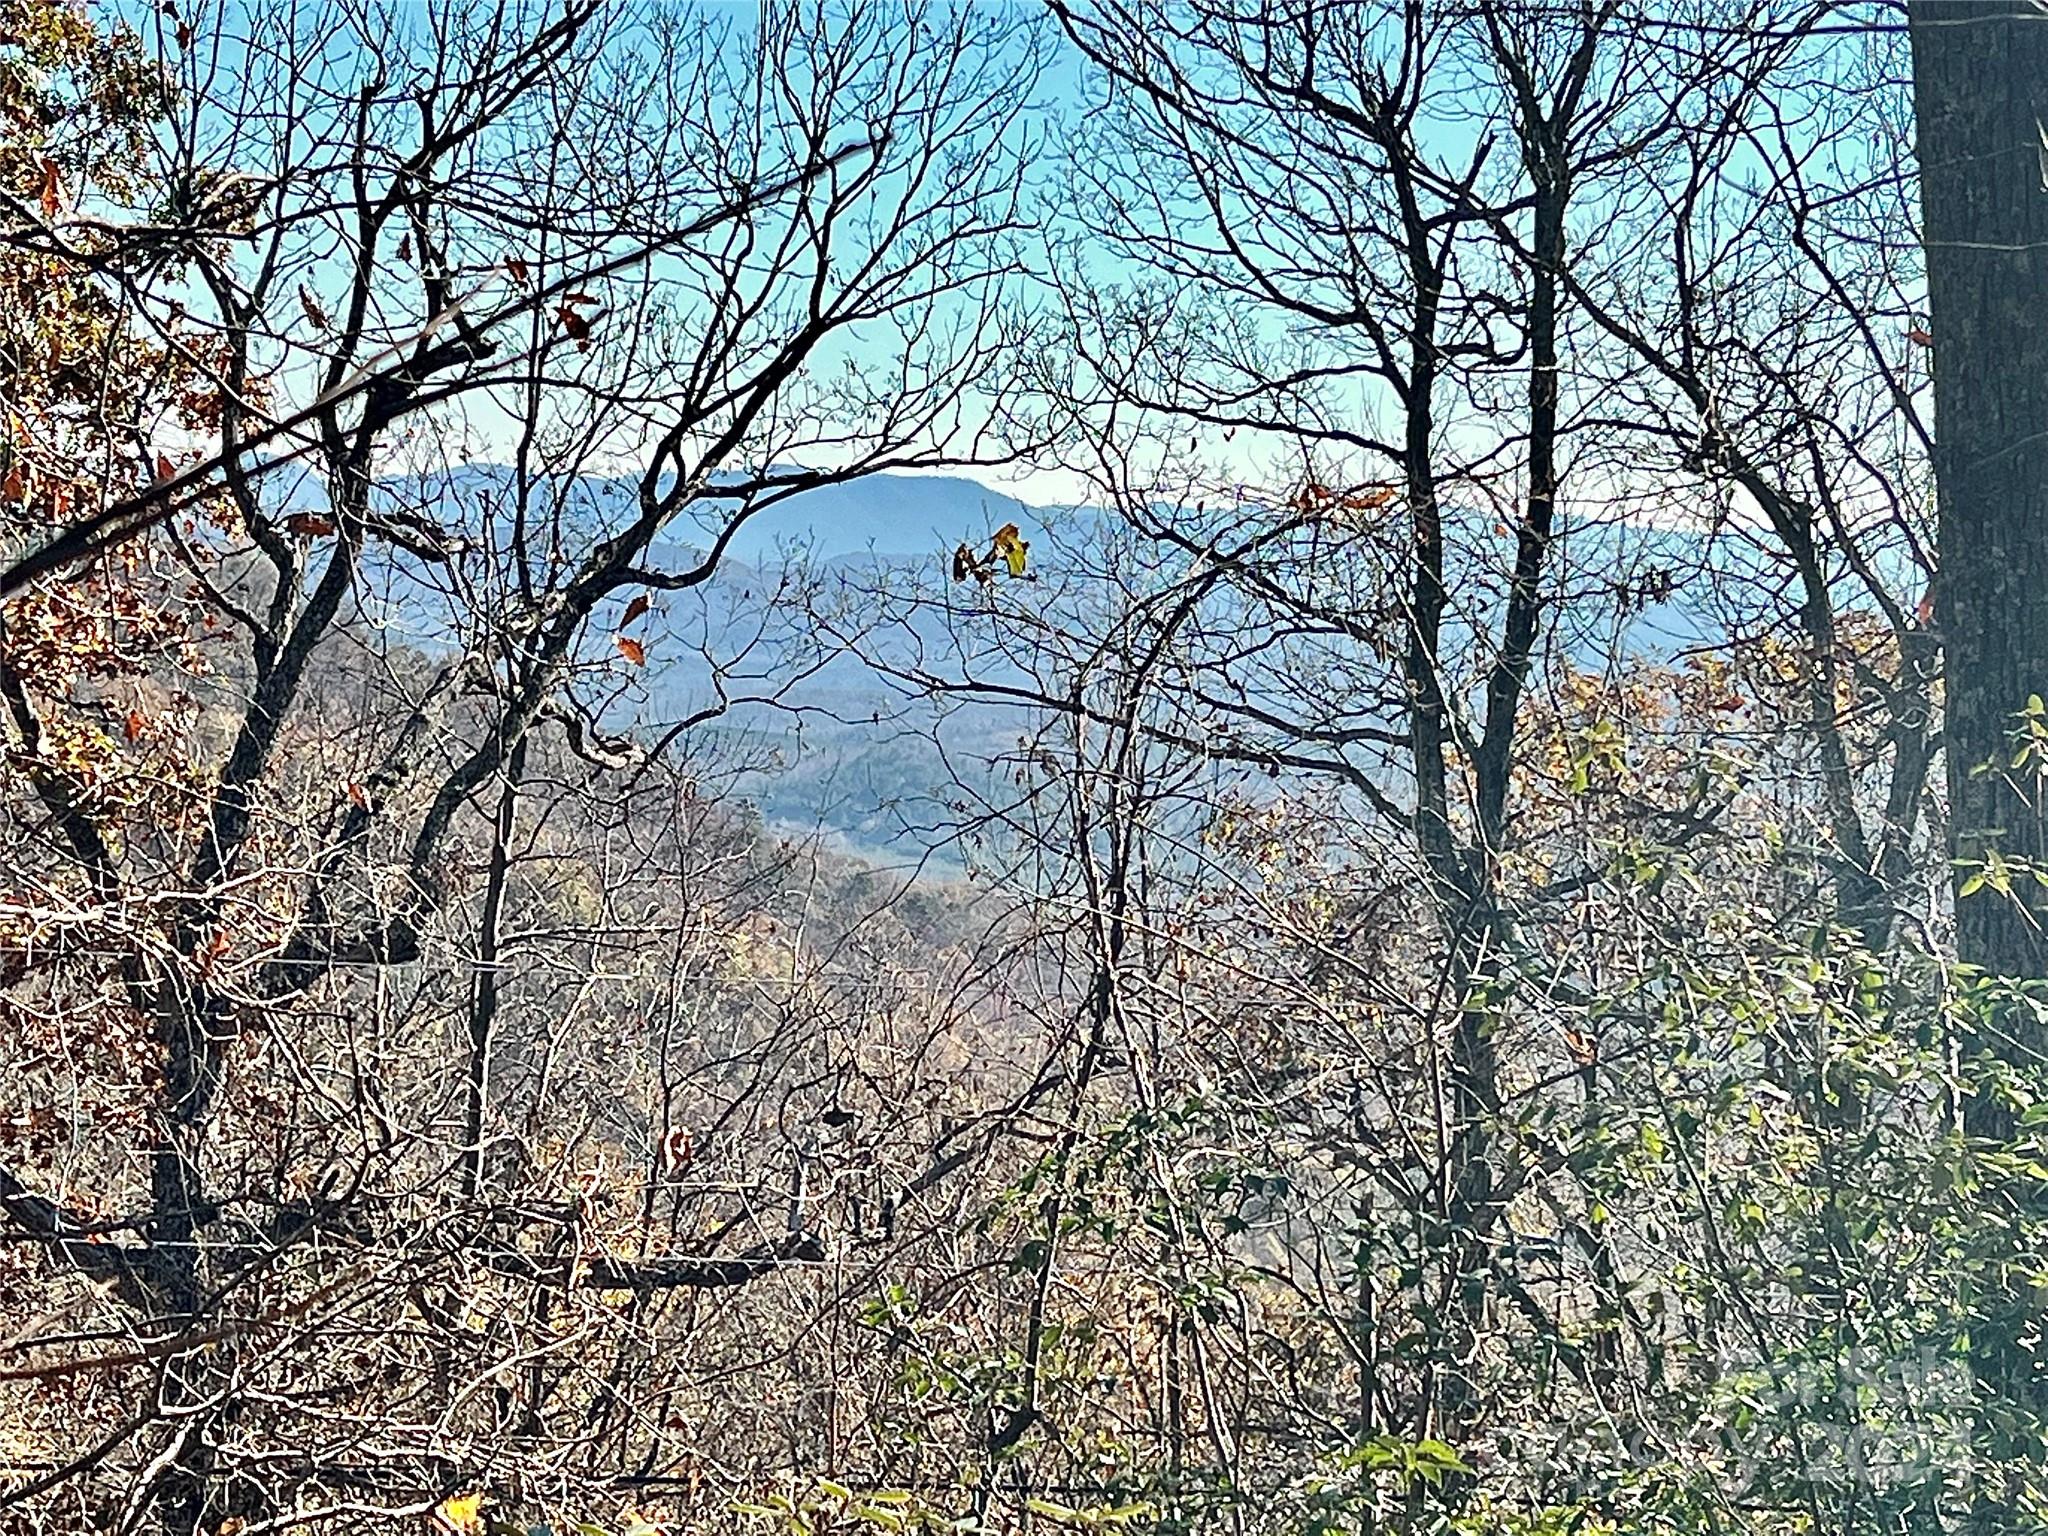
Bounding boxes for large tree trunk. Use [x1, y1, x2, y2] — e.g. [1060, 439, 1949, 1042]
[1911, 1, 2048, 980]
[1911, 9, 2048, 1519]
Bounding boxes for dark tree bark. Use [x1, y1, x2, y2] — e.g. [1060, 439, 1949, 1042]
[1913, 9, 2048, 1519]
[1911, 1, 2048, 980]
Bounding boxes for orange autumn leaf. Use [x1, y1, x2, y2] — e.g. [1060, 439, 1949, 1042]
[195, 928, 232, 972]
[506, 257, 530, 284]
[38, 158, 59, 220]
[124, 710, 145, 742]
[616, 634, 646, 665]
[285, 513, 336, 536]
[1290, 481, 1397, 517]
[622, 593, 650, 626]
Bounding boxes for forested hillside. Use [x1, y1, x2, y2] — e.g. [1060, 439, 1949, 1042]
[1, 0, 2044, 1533]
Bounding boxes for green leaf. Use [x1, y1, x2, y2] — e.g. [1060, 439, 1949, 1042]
[1096, 1504, 1155, 1524]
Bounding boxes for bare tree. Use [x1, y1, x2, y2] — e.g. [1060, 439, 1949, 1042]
[0, 0, 1047, 1526]
[850, 1, 1957, 1526]
[1035, 0, 1740, 1455]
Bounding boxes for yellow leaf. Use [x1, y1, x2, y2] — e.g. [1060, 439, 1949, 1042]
[433, 1491, 486, 1536]
[990, 522, 1028, 577]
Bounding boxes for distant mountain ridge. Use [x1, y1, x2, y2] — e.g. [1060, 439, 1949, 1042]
[274, 458, 1041, 564]
[301, 463, 1726, 858]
